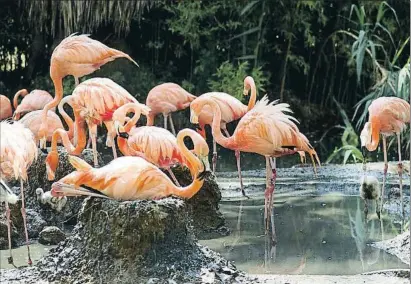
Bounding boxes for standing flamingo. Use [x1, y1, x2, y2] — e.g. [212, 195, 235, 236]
[50, 129, 209, 201]
[191, 76, 258, 197]
[146, 83, 196, 135]
[112, 103, 210, 185]
[1, 121, 38, 266]
[360, 97, 410, 220]
[0, 95, 12, 120]
[50, 78, 138, 168]
[45, 98, 87, 181]
[38, 33, 138, 148]
[19, 110, 68, 144]
[190, 95, 320, 236]
[13, 89, 54, 120]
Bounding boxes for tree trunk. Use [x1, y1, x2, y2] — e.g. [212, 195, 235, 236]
[24, 31, 44, 84]
[279, 36, 292, 102]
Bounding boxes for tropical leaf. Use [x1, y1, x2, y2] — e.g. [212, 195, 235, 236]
[240, 0, 260, 16]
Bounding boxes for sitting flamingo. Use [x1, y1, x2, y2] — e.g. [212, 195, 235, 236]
[112, 103, 210, 186]
[50, 129, 209, 201]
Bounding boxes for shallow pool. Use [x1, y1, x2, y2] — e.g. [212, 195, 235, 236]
[200, 193, 408, 275]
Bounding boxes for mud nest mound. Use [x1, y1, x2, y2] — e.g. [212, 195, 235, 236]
[24, 147, 103, 226]
[34, 197, 245, 283]
[171, 166, 229, 238]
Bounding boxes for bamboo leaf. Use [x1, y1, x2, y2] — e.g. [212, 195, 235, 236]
[391, 37, 410, 66]
[229, 27, 260, 41]
[240, 0, 260, 16]
[235, 55, 257, 60]
[343, 150, 353, 164]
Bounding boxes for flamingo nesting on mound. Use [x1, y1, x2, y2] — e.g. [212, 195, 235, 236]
[113, 103, 210, 185]
[51, 129, 209, 201]
[1, 121, 38, 266]
[38, 33, 138, 148]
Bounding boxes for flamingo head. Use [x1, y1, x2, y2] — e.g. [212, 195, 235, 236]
[243, 76, 255, 96]
[360, 122, 371, 148]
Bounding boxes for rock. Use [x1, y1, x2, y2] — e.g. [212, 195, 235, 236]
[388, 187, 401, 198]
[35, 197, 245, 283]
[23, 147, 103, 227]
[370, 232, 410, 265]
[39, 226, 66, 245]
[26, 209, 47, 238]
[170, 166, 229, 238]
[0, 206, 18, 249]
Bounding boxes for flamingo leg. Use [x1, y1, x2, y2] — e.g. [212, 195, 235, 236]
[264, 156, 271, 236]
[89, 124, 99, 167]
[397, 133, 404, 225]
[163, 114, 168, 131]
[169, 115, 177, 136]
[212, 137, 217, 173]
[222, 128, 247, 198]
[268, 157, 277, 246]
[104, 122, 118, 160]
[86, 137, 92, 149]
[5, 202, 15, 266]
[20, 179, 32, 265]
[166, 167, 180, 186]
[381, 136, 388, 217]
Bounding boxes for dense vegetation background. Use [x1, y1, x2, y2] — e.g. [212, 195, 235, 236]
[0, 0, 409, 167]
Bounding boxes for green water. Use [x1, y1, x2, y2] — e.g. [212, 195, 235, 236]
[200, 193, 408, 275]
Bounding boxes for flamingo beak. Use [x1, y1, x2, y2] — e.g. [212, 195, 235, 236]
[51, 182, 109, 199]
[190, 110, 199, 124]
[114, 121, 121, 135]
[200, 155, 211, 172]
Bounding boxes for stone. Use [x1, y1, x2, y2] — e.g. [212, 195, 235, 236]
[26, 209, 47, 238]
[39, 226, 66, 245]
[170, 165, 229, 239]
[23, 147, 103, 227]
[35, 197, 245, 283]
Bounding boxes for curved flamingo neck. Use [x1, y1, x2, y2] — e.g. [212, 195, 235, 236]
[13, 89, 29, 109]
[202, 99, 233, 148]
[146, 113, 155, 126]
[51, 117, 87, 155]
[247, 78, 257, 111]
[367, 119, 380, 151]
[123, 105, 143, 133]
[43, 76, 63, 121]
[168, 129, 205, 198]
[117, 137, 132, 156]
[58, 96, 76, 136]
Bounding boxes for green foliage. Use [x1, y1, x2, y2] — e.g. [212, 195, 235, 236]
[207, 61, 268, 100]
[326, 98, 364, 164]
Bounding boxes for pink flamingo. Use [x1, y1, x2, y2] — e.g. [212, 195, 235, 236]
[190, 95, 320, 236]
[112, 103, 210, 186]
[1, 121, 38, 266]
[0, 95, 12, 120]
[51, 129, 209, 201]
[146, 83, 197, 135]
[360, 96, 410, 219]
[190, 76, 257, 197]
[13, 89, 54, 120]
[38, 33, 138, 148]
[52, 78, 138, 168]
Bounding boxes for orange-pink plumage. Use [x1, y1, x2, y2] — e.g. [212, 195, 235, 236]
[13, 89, 54, 120]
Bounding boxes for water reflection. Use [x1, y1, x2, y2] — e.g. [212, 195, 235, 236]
[200, 193, 407, 275]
